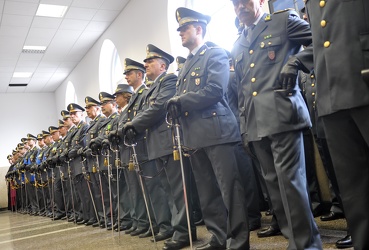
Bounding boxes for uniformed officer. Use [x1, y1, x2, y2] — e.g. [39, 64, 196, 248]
[231, 0, 322, 249]
[90, 92, 132, 230]
[78, 96, 106, 226]
[114, 60, 155, 235]
[166, 7, 249, 250]
[280, 1, 369, 248]
[176, 56, 186, 72]
[123, 45, 195, 249]
[65, 103, 89, 224]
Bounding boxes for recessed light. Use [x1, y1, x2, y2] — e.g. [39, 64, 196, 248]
[36, 4, 68, 18]
[22, 45, 47, 54]
[13, 72, 33, 78]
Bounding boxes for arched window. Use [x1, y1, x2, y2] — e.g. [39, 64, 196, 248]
[65, 81, 77, 106]
[99, 39, 123, 93]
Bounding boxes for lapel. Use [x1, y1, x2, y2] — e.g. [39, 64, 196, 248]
[146, 72, 165, 98]
[179, 45, 206, 81]
[249, 13, 269, 46]
[127, 84, 145, 110]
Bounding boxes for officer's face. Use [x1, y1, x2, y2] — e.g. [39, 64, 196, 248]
[70, 111, 82, 124]
[51, 131, 60, 142]
[144, 58, 165, 80]
[37, 139, 45, 148]
[86, 105, 99, 119]
[63, 117, 73, 128]
[101, 101, 115, 117]
[44, 135, 52, 146]
[232, 0, 265, 27]
[125, 70, 139, 87]
[179, 24, 198, 49]
[115, 93, 131, 109]
[27, 139, 35, 148]
[59, 126, 67, 137]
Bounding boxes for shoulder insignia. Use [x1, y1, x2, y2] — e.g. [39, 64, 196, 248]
[264, 14, 271, 21]
[138, 88, 145, 94]
[273, 8, 293, 15]
[199, 49, 207, 55]
[112, 114, 117, 119]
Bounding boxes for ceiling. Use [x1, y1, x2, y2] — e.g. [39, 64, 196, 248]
[0, 0, 129, 93]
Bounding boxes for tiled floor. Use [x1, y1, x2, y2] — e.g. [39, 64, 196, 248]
[0, 210, 351, 250]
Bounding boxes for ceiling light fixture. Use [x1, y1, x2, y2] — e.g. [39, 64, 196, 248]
[36, 4, 68, 18]
[13, 72, 33, 78]
[22, 45, 47, 53]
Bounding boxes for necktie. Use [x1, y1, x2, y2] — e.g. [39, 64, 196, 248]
[246, 24, 255, 44]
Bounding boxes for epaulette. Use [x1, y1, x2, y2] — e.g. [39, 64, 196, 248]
[138, 88, 145, 94]
[273, 8, 294, 15]
[199, 48, 207, 55]
[160, 73, 176, 82]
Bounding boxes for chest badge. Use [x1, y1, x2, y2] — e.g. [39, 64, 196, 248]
[268, 50, 275, 61]
[195, 78, 201, 85]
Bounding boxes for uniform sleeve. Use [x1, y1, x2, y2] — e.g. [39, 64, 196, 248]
[132, 74, 176, 133]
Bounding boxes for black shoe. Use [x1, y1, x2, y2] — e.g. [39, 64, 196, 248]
[106, 222, 113, 230]
[194, 242, 225, 250]
[53, 214, 66, 221]
[130, 228, 148, 236]
[114, 224, 131, 232]
[320, 211, 345, 221]
[67, 216, 76, 222]
[85, 220, 97, 226]
[92, 221, 100, 227]
[257, 226, 282, 238]
[125, 227, 137, 234]
[76, 219, 88, 225]
[336, 235, 353, 249]
[151, 232, 173, 242]
[163, 240, 190, 250]
[139, 229, 156, 238]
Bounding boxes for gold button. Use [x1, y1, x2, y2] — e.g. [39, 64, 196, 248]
[260, 42, 265, 48]
[311, 83, 315, 87]
[252, 91, 257, 96]
[320, 0, 325, 7]
[251, 77, 256, 83]
[321, 20, 326, 27]
[127, 118, 131, 121]
[212, 112, 216, 116]
[312, 92, 315, 96]
[184, 79, 187, 82]
[324, 41, 330, 48]
[250, 63, 255, 68]
[183, 90, 186, 93]
[128, 110, 131, 112]
[249, 50, 254, 55]
[310, 74, 315, 79]
[184, 112, 189, 116]
[167, 125, 170, 128]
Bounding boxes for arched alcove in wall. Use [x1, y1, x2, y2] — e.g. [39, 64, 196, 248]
[99, 39, 123, 94]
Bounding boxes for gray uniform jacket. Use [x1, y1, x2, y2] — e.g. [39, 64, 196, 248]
[176, 44, 240, 149]
[131, 72, 177, 160]
[118, 84, 149, 165]
[69, 121, 89, 177]
[232, 10, 312, 142]
[297, 0, 369, 116]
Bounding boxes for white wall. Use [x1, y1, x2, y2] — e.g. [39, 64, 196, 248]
[55, 0, 178, 112]
[0, 93, 57, 208]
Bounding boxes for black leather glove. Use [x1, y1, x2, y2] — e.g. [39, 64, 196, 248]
[102, 139, 110, 150]
[59, 151, 68, 162]
[279, 56, 303, 92]
[123, 122, 137, 144]
[108, 130, 120, 144]
[89, 139, 101, 155]
[166, 96, 182, 119]
[77, 147, 84, 156]
[84, 148, 92, 157]
[68, 149, 78, 159]
[51, 155, 59, 164]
